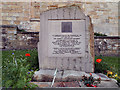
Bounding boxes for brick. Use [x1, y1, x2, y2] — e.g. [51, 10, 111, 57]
[24, 10, 30, 15]
[2, 16, 16, 21]
[1, 13, 8, 16]
[8, 13, 22, 17]
[2, 2, 18, 5]
[88, 11, 97, 15]
[23, 17, 29, 21]
[16, 17, 29, 21]
[108, 17, 116, 19]
[34, 15, 40, 19]
[97, 9, 110, 11]
[85, 2, 93, 4]
[14, 21, 20, 25]
[2, 20, 11, 25]
[92, 15, 99, 19]
[58, 4, 67, 7]
[10, 5, 23, 9]
[18, 2, 28, 6]
[2, 8, 23, 13]
[2, 4, 22, 9]
[16, 17, 23, 21]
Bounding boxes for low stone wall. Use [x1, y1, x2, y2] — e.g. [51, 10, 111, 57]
[1, 25, 39, 50]
[1, 26, 119, 56]
[94, 36, 120, 56]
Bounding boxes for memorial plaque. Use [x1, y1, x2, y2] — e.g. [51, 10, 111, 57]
[62, 22, 72, 33]
[48, 20, 85, 57]
[38, 5, 94, 72]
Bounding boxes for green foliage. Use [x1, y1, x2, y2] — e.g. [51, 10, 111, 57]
[95, 56, 119, 75]
[17, 27, 26, 33]
[2, 49, 39, 70]
[82, 75, 94, 85]
[116, 78, 120, 83]
[95, 56, 120, 85]
[94, 32, 107, 36]
[2, 49, 39, 88]
[81, 75, 101, 87]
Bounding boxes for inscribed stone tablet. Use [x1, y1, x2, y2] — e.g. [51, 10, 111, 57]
[48, 20, 85, 57]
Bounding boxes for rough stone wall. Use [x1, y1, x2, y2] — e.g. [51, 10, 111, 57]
[1, 2, 118, 36]
[94, 37, 120, 56]
[1, 25, 39, 50]
[1, 25, 119, 56]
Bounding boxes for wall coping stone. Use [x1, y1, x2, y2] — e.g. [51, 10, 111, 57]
[0, 25, 17, 28]
[94, 36, 120, 39]
[17, 32, 39, 34]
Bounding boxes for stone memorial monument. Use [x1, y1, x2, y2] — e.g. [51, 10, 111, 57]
[38, 5, 94, 73]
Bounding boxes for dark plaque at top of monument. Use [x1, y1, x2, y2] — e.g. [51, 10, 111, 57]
[62, 22, 72, 33]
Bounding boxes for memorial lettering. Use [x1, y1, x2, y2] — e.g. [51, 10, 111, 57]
[51, 34, 82, 55]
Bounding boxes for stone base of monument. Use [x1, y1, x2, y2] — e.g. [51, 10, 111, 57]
[32, 69, 118, 87]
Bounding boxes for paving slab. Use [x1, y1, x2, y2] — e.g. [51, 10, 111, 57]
[33, 69, 118, 87]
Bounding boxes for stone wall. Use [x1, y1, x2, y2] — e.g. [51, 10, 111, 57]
[94, 36, 120, 56]
[1, 26, 119, 56]
[1, 25, 39, 50]
[1, 2, 119, 36]
[1, 1, 119, 56]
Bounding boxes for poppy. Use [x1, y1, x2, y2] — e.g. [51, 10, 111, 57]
[86, 84, 97, 87]
[96, 59, 102, 63]
[25, 53, 30, 56]
[86, 84, 90, 87]
[89, 73, 92, 76]
[98, 77, 101, 80]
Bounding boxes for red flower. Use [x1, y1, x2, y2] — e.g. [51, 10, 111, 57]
[96, 59, 102, 63]
[91, 85, 97, 87]
[25, 53, 30, 56]
[86, 84, 97, 87]
[89, 73, 92, 76]
[86, 84, 90, 87]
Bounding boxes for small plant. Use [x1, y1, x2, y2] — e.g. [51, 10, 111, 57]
[2, 52, 38, 88]
[94, 32, 107, 36]
[81, 74, 101, 87]
[17, 27, 27, 33]
[95, 56, 120, 86]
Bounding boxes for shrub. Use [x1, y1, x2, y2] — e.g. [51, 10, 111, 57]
[2, 49, 39, 88]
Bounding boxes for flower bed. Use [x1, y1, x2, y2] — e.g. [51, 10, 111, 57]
[95, 55, 120, 86]
[2, 49, 39, 88]
[2, 49, 120, 88]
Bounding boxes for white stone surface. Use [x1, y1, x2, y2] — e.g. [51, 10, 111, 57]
[33, 69, 116, 81]
[48, 20, 85, 57]
[38, 6, 94, 72]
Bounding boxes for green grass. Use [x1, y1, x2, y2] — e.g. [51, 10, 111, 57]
[2, 49, 39, 70]
[2, 49, 120, 75]
[95, 56, 120, 75]
[2, 50, 120, 87]
[2, 49, 39, 88]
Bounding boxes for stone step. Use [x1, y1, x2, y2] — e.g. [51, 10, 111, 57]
[32, 69, 118, 87]
[33, 69, 114, 82]
[30, 81, 118, 88]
